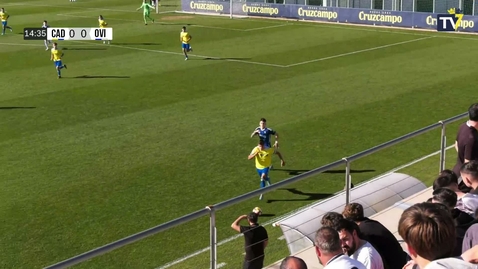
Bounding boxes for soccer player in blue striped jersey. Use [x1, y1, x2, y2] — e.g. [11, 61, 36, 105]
[42, 20, 51, 50]
[251, 118, 279, 169]
[251, 118, 279, 148]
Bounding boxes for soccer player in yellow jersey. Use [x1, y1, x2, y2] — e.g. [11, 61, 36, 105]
[180, 26, 192, 60]
[248, 140, 285, 200]
[50, 43, 67, 79]
[0, 8, 13, 35]
[98, 15, 110, 44]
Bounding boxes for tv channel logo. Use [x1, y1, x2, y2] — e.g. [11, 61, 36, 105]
[437, 8, 464, 31]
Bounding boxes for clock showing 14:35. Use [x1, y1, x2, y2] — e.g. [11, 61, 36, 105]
[23, 28, 47, 40]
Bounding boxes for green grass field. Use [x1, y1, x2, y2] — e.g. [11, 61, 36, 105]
[1, 0, 477, 268]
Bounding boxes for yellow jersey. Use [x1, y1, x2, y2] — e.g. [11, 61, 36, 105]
[99, 19, 107, 28]
[0, 12, 8, 21]
[251, 147, 275, 169]
[180, 32, 191, 44]
[51, 49, 63, 61]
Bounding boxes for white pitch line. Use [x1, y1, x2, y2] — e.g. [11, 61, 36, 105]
[156, 145, 454, 269]
[72, 40, 286, 68]
[0, 42, 99, 47]
[244, 24, 289, 31]
[57, 13, 244, 31]
[8, 2, 152, 13]
[217, 262, 227, 268]
[285, 36, 433, 67]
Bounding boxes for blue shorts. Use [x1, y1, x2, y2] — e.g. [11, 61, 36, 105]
[182, 43, 190, 50]
[54, 60, 63, 67]
[256, 167, 270, 178]
[1, 21, 6, 27]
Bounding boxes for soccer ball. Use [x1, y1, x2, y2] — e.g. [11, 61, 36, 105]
[252, 207, 262, 215]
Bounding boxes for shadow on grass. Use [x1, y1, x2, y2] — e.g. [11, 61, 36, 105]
[0, 106, 36, 110]
[272, 168, 375, 176]
[63, 47, 107, 50]
[323, 169, 375, 174]
[266, 188, 332, 203]
[112, 42, 161, 45]
[72, 75, 130, 79]
[203, 57, 252, 60]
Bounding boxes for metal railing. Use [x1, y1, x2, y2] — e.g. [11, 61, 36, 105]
[44, 112, 468, 269]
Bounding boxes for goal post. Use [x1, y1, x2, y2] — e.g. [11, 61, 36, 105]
[155, 0, 160, 13]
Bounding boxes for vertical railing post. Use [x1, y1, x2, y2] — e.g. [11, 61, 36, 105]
[342, 158, 351, 205]
[206, 206, 217, 269]
[438, 121, 446, 173]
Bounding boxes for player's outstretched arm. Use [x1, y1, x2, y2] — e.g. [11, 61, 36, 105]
[275, 150, 285, 167]
[250, 129, 259, 138]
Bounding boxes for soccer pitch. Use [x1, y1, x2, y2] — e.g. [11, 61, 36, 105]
[1, 0, 477, 268]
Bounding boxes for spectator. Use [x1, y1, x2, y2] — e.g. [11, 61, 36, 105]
[321, 212, 343, 230]
[335, 219, 384, 269]
[461, 161, 478, 192]
[231, 212, 268, 269]
[433, 170, 478, 215]
[462, 224, 478, 253]
[431, 188, 476, 256]
[342, 203, 407, 269]
[280, 256, 308, 269]
[454, 103, 478, 192]
[399, 202, 477, 269]
[314, 226, 366, 269]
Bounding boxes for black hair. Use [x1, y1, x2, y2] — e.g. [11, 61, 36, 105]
[432, 188, 458, 209]
[461, 161, 478, 179]
[469, 103, 478, 121]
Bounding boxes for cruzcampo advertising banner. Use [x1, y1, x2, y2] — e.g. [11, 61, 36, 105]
[181, 0, 478, 32]
[183, 0, 230, 15]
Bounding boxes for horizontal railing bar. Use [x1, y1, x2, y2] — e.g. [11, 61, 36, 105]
[214, 159, 346, 211]
[347, 112, 467, 162]
[43, 208, 210, 269]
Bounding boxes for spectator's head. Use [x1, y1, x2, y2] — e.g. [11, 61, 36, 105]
[280, 256, 308, 269]
[431, 188, 458, 210]
[468, 103, 478, 121]
[342, 203, 366, 222]
[433, 170, 459, 191]
[320, 212, 343, 230]
[398, 202, 456, 267]
[314, 226, 343, 266]
[335, 218, 362, 256]
[475, 207, 478, 220]
[461, 161, 478, 189]
[247, 212, 258, 225]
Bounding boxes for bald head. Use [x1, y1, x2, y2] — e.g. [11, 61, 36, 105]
[280, 256, 308, 269]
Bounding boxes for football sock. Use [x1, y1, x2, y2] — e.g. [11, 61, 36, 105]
[260, 180, 265, 188]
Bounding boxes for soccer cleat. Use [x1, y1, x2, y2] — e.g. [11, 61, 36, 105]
[63, 65, 67, 69]
[45, 48, 49, 51]
[58, 76, 62, 79]
[185, 57, 188, 61]
[9, 28, 12, 32]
